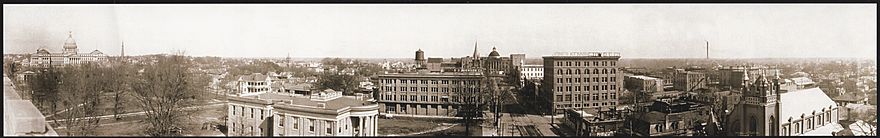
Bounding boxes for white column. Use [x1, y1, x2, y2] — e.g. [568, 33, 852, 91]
[359, 117, 365, 136]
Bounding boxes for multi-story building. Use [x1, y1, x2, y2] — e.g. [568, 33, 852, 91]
[672, 69, 707, 92]
[542, 52, 622, 114]
[28, 31, 108, 68]
[521, 65, 544, 81]
[624, 75, 664, 93]
[561, 108, 628, 136]
[374, 72, 483, 117]
[238, 73, 273, 96]
[226, 90, 379, 136]
[628, 100, 712, 136]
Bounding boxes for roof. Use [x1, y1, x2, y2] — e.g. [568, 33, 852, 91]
[789, 77, 815, 86]
[642, 111, 668, 123]
[628, 75, 661, 80]
[780, 88, 837, 122]
[800, 123, 843, 136]
[847, 120, 877, 136]
[833, 94, 860, 102]
[239, 73, 269, 82]
[240, 92, 372, 111]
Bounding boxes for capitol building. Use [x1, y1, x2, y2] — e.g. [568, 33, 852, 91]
[29, 31, 108, 68]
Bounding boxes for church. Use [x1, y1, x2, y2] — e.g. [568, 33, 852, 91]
[29, 31, 108, 68]
[724, 69, 842, 136]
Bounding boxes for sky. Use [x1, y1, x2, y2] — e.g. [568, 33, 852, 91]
[3, 4, 876, 59]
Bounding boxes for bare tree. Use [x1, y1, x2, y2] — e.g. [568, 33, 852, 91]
[129, 54, 207, 136]
[55, 64, 104, 136]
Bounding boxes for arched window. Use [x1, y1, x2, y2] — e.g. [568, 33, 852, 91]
[558, 69, 563, 75]
[575, 69, 580, 74]
[795, 122, 801, 134]
[603, 69, 608, 74]
[585, 69, 590, 74]
[610, 69, 616, 74]
[593, 69, 599, 74]
[770, 116, 777, 136]
[567, 69, 572, 75]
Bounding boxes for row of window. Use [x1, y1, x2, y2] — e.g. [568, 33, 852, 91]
[781, 111, 834, 136]
[523, 73, 542, 77]
[522, 68, 543, 72]
[231, 105, 266, 119]
[556, 68, 616, 75]
[381, 79, 479, 85]
[382, 94, 448, 102]
[555, 85, 617, 92]
[244, 82, 268, 86]
[277, 115, 341, 135]
[385, 104, 456, 113]
[382, 86, 479, 93]
[555, 93, 617, 102]
[555, 61, 616, 67]
[556, 77, 617, 83]
[555, 102, 616, 109]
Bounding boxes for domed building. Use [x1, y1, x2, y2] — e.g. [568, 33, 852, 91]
[29, 31, 108, 68]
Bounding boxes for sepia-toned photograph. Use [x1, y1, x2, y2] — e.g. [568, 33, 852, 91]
[3, 3, 876, 137]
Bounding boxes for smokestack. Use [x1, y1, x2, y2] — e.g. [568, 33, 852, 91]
[705, 40, 709, 59]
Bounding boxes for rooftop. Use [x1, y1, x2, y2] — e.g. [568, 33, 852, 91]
[780, 88, 837, 122]
[239, 73, 269, 82]
[628, 75, 661, 80]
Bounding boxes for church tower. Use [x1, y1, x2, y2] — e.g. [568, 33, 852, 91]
[739, 68, 781, 136]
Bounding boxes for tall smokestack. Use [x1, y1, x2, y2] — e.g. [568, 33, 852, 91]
[705, 40, 709, 59]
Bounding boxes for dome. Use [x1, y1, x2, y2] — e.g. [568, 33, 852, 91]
[63, 31, 77, 49]
[35, 48, 50, 55]
[488, 47, 500, 57]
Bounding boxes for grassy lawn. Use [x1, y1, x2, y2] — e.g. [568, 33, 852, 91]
[378, 117, 459, 135]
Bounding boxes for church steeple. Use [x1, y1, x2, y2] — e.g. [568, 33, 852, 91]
[472, 40, 479, 58]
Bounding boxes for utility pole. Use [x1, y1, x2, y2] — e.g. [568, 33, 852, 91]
[706, 40, 710, 59]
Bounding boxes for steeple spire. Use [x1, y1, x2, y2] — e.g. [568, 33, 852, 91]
[473, 40, 479, 58]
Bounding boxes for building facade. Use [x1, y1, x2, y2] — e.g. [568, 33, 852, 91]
[374, 72, 483, 117]
[542, 52, 622, 114]
[238, 73, 273, 96]
[672, 69, 707, 92]
[226, 91, 379, 136]
[521, 65, 544, 81]
[624, 75, 664, 93]
[29, 32, 108, 68]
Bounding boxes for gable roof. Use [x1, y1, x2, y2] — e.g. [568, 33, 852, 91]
[780, 87, 837, 122]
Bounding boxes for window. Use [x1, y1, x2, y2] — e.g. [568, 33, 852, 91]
[566, 62, 571, 66]
[401, 80, 407, 84]
[251, 108, 254, 118]
[602, 61, 607, 66]
[585, 69, 590, 74]
[232, 106, 237, 115]
[610, 69, 616, 74]
[557, 69, 563, 75]
[293, 117, 299, 129]
[280, 115, 285, 127]
[326, 121, 333, 134]
[566, 69, 571, 75]
[603, 69, 608, 74]
[309, 119, 315, 132]
[410, 95, 417, 101]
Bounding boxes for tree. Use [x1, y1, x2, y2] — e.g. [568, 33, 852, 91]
[55, 64, 104, 136]
[26, 67, 61, 112]
[316, 72, 358, 95]
[129, 54, 208, 136]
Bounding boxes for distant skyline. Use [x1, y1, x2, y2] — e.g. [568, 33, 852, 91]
[3, 4, 876, 59]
